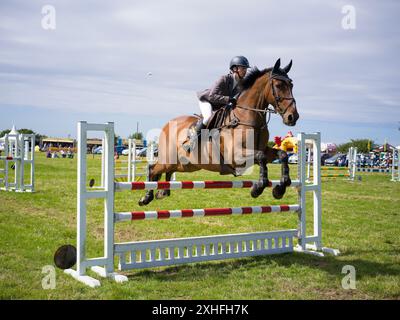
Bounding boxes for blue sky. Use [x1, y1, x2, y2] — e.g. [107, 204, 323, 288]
[0, 0, 399, 146]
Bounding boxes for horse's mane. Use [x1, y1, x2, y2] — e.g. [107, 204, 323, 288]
[240, 67, 269, 90]
[240, 66, 289, 90]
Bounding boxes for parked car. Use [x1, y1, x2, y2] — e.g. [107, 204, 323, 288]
[337, 154, 347, 167]
[320, 153, 331, 165]
[288, 153, 298, 164]
[92, 146, 102, 154]
[136, 147, 147, 157]
[122, 146, 143, 156]
[324, 153, 344, 166]
[136, 147, 158, 158]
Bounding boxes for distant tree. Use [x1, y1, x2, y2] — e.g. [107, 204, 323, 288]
[267, 141, 275, 148]
[129, 132, 143, 140]
[0, 129, 11, 138]
[17, 128, 35, 134]
[35, 134, 47, 146]
[18, 129, 45, 145]
[337, 139, 373, 154]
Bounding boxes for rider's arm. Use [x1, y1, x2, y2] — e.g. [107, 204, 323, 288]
[207, 75, 231, 105]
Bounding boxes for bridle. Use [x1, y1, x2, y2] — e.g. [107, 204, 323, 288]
[269, 73, 296, 115]
[232, 72, 296, 129]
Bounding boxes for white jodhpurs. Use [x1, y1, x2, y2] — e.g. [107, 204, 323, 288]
[198, 100, 213, 125]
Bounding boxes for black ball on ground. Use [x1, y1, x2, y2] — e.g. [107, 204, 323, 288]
[54, 244, 77, 269]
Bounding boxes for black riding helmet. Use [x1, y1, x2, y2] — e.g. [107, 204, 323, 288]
[229, 56, 250, 70]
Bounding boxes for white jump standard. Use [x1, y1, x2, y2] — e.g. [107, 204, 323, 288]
[65, 121, 339, 288]
[0, 126, 35, 192]
[128, 139, 156, 181]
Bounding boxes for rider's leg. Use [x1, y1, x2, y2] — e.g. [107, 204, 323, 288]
[195, 100, 212, 135]
[187, 101, 212, 151]
[199, 100, 213, 126]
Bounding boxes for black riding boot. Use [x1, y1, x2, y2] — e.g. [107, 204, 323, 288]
[194, 119, 205, 137]
[188, 119, 205, 151]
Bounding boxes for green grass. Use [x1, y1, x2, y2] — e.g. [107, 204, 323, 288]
[0, 153, 399, 299]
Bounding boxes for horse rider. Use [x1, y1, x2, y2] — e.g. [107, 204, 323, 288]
[188, 56, 251, 150]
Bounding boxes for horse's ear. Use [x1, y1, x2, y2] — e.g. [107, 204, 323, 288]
[283, 60, 292, 74]
[272, 58, 281, 74]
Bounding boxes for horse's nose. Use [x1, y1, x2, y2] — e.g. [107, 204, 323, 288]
[286, 111, 299, 126]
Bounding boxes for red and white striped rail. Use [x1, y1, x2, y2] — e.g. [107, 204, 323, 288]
[115, 204, 300, 221]
[115, 180, 301, 191]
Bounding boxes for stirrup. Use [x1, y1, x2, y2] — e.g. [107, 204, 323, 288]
[182, 132, 200, 153]
[182, 143, 191, 153]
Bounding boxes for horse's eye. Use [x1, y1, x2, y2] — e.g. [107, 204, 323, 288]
[276, 83, 284, 90]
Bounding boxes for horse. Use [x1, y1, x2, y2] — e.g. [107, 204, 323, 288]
[138, 58, 299, 206]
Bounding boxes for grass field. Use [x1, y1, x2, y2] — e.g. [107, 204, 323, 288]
[0, 152, 399, 299]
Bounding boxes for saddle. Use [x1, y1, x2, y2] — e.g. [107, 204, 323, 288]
[183, 103, 237, 149]
[190, 104, 239, 134]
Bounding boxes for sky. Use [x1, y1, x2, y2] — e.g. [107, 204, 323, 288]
[0, 0, 399, 146]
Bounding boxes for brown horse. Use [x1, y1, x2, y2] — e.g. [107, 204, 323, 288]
[139, 58, 299, 206]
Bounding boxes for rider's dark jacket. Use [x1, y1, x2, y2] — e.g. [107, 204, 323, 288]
[197, 74, 242, 110]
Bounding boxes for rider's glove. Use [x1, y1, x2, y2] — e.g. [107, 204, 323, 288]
[228, 97, 237, 106]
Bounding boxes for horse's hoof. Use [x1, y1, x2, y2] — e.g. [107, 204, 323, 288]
[155, 190, 165, 200]
[251, 190, 259, 198]
[138, 198, 147, 206]
[283, 177, 291, 187]
[156, 190, 170, 199]
[250, 185, 262, 198]
[138, 194, 153, 206]
[272, 185, 285, 199]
